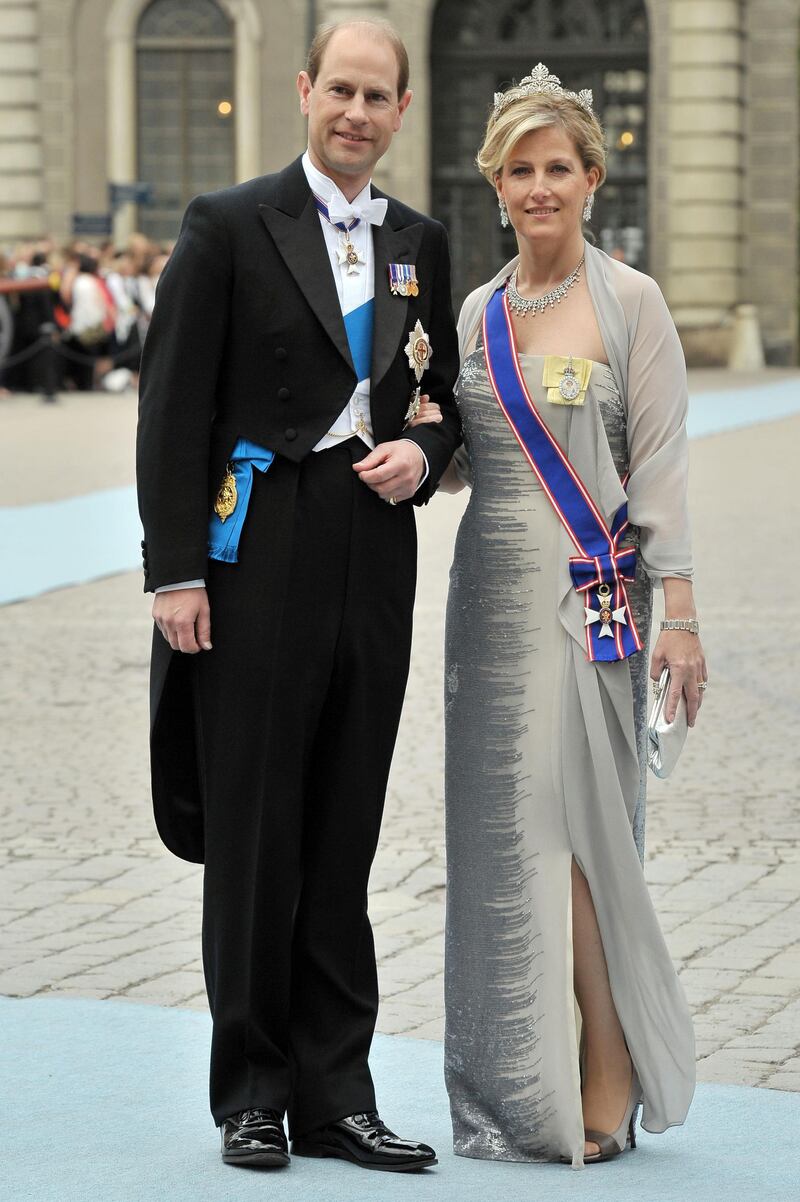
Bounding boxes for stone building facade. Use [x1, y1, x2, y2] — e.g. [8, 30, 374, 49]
[0, 0, 797, 363]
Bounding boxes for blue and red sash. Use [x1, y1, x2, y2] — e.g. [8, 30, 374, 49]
[482, 284, 642, 663]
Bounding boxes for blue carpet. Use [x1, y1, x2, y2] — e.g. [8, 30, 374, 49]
[1, 378, 799, 606]
[685, 376, 800, 439]
[1, 996, 795, 1202]
[0, 486, 142, 605]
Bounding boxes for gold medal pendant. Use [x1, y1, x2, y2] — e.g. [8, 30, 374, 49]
[597, 582, 614, 626]
[214, 463, 237, 523]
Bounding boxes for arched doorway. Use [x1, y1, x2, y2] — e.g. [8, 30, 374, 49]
[136, 0, 236, 241]
[430, 0, 649, 305]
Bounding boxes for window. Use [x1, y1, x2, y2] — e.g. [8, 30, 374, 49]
[431, 0, 649, 305]
[136, 0, 235, 241]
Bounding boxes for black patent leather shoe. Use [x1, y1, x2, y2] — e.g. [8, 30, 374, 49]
[292, 1111, 437, 1172]
[220, 1108, 290, 1167]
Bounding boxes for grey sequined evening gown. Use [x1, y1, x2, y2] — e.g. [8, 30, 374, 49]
[444, 343, 694, 1166]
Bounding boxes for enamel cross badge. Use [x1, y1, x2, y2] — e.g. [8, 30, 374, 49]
[337, 234, 366, 275]
[584, 583, 628, 638]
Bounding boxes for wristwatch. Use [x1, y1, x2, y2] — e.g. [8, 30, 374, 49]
[660, 619, 700, 634]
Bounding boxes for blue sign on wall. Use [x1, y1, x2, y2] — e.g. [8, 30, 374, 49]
[109, 182, 155, 208]
[72, 213, 113, 236]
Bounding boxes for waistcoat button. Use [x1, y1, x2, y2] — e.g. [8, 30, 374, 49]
[285, 427, 297, 441]
[277, 387, 290, 401]
[274, 347, 287, 360]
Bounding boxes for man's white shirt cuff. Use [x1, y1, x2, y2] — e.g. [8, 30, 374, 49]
[155, 580, 205, 593]
[400, 440, 430, 490]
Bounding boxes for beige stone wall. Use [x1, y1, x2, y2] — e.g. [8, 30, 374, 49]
[1, 0, 798, 365]
[663, 0, 745, 362]
[313, 0, 428, 211]
[743, 0, 799, 364]
[0, 0, 43, 240]
[258, 0, 308, 175]
[39, 0, 78, 238]
[646, 0, 671, 288]
[662, 0, 799, 364]
[11, 0, 305, 246]
[74, 0, 109, 216]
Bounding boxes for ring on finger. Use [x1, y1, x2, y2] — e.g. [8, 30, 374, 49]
[698, 680, 708, 690]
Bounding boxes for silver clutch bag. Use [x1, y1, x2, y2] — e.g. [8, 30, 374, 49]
[647, 667, 688, 779]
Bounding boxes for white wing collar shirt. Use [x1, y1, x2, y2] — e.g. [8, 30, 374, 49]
[303, 150, 383, 451]
[303, 152, 427, 483]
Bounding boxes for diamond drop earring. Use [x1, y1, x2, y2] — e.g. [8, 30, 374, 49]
[498, 194, 509, 228]
[582, 193, 594, 222]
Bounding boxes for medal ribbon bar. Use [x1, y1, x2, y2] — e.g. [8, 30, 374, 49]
[389, 262, 419, 296]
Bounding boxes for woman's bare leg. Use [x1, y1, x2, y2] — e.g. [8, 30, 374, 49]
[571, 858, 633, 1156]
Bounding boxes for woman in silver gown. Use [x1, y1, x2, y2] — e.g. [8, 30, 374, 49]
[419, 67, 708, 1168]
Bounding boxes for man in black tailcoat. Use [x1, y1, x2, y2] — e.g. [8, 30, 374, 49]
[136, 18, 460, 1172]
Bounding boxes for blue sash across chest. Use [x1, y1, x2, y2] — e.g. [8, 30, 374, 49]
[482, 284, 643, 663]
[206, 213, 375, 563]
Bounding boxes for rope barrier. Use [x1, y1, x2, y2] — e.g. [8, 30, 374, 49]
[0, 332, 141, 371]
[0, 336, 49, 369]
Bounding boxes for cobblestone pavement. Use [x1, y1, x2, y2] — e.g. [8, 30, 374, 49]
[1, 386, 798, 1093]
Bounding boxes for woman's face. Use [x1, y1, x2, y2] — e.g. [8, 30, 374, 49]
[496, 124, 599, 248]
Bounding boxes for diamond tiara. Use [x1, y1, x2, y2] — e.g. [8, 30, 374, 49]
[493, 63, 594, 119]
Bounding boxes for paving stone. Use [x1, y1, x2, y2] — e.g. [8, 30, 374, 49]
[1, 394, 799, 1095]
[734, 976, 799, 997]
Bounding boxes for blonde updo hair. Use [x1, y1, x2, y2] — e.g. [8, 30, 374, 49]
[476, 89, 607, 189]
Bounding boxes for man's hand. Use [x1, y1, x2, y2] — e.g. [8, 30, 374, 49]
[352, 440, 425, 503]
[152, 588, 212, 654]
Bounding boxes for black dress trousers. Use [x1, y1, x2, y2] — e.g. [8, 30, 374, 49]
[196, 441, 416, 1135]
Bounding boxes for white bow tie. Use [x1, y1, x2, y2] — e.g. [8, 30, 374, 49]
[327, 196, 388, 227]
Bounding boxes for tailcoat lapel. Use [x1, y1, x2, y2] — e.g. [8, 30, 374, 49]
[257, 161, 425, 390]
[258, 160, 355, 375]
[371, 203, 424, 391]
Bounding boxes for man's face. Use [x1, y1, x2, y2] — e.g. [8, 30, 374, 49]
[297, 30, 412, 196]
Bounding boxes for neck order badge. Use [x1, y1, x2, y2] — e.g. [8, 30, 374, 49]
[313, 194, 364, 274]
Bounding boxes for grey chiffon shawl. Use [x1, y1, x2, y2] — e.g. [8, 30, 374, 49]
[456, 241, 693, 592]
[452, 242, 696, 1131]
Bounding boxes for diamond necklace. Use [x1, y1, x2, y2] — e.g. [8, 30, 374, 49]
[506, 254, 585, 317]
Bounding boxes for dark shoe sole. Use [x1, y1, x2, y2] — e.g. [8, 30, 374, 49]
[292, 1140, 437, 1172]
[222, 1149, 290, 1168]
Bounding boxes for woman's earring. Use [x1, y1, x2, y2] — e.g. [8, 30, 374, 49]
[498, 195, 509, 229]
[583, 193, 594, 222]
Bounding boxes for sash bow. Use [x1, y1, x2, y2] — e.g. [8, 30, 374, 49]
[569, 542, 637, 595]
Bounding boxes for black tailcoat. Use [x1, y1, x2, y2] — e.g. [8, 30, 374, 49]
[137, 157, 461, 866]
[136, 158, 461, 1129]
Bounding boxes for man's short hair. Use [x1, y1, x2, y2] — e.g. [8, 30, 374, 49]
[306, 19, 410, 99]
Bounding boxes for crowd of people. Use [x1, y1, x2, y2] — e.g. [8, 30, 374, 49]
[0, 232, 172, 398]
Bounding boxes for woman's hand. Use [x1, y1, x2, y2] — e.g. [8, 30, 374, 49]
[650, 631, 708, 727]
[407, 394, 443, 427]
